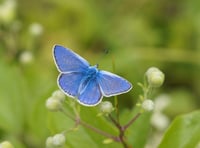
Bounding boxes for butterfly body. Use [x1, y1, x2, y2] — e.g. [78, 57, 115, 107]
[53, 45, 132, 106]
[84, 65, 99, 81]
[78, 65, 98, 95]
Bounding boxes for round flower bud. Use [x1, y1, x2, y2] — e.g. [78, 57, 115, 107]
[46, 136, 54, 148]
[151, 112, 169, 131]
[52, 90, 65, 102]
[29, 23, 43, 36]
[19, 51, 33, 64]
[99, 101, 114, 114]
[45, 97, 62, 112]
[142, 99, 154, 111]
[52, 134, 66, 147]
[0, 141, 14, 148]
[0, 0, 16, 24]
[145, 67, 160, 76]
[146, 67, 165, 87]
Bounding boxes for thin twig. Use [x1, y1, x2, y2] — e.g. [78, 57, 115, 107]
[123, 113, 141, 130]
[61, 108, 119, 142]
[108, 114, 121, 129]
[80, 120, 120, 142]
[109, 114, 131, 148]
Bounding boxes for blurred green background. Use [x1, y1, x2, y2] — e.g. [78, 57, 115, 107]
[0, 0, 200, 147]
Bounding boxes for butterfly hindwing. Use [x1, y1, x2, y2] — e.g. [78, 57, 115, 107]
[53, 45, 89, 73]
[78, 79, 102, 106]
[97, 71, 132, 97]
[58, 72, 85, 97]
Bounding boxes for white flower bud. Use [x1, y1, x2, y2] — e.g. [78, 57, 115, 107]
[45, 137, 54, 148]
[46, 97, 62, 112]
[52, 90, 65, 102]
[151, 112, 170, 131]
[146, 67, 165, 87]
[195, 141, 200, 148]
[142, 99, 154, 111]
[99, 101, 114, 114]
[52, 134, 66, 147]
[0, 0, 16, 24]
[146, 67, 159, 76]
[19, 51, 33, 64]
[154, 94, 170, 112]
[29, 23, 43, 36]
[0, 141, 14, 148]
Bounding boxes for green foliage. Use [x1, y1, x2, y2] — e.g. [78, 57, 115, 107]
[120, 108, 151, 148]
[159, 110, 200, 148]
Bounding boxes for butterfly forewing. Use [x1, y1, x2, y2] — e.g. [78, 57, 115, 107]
[53, 45, 89, 73]
[58, 72, 85, 97]
[97, 71, 132, 97]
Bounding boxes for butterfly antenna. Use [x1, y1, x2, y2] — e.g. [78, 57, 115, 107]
[95, 48, 111, 67]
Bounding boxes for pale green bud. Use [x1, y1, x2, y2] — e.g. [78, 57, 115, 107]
[146, 67, 165, 87]
[52, 134, 66, 147]
[0, 141, 14, 148]
[45, 97, 62, 112]
[29, 23, 43, 36]
[45, 137, 54, 148]
[19, 51, 33, 64]
[52, 90, 65, 102]
[142, 99, 154, 111]
[151, 112, 169, 131]
[0, 0, 16, 24]
[99, 101, 114, 114]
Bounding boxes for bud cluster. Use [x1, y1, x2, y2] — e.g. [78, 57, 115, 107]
[142, 99, 154, 112]
[0, 141, 14, 148]
[46, 133, 66, 148]
[146, 67, 165, 87]
[45, 90, 65, 111]
[98, 101, 114, 115]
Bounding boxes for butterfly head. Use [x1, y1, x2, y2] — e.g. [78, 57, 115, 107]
[87, 65, 99, 77]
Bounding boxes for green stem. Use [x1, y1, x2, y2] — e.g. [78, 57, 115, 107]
[79, 120, 119, 141]
[61, 107, 119, 142]
[123, 113, 141, 130]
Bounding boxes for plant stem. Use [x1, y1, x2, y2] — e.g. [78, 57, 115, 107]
[61, 108, 119, 142]
[109, 114, 121, 129]
[123, 113, 141, 130]
[79, 120, 119, 142]
[114, 96, 120, 122]
[109, 114, 138, 148]
[61, 104, 141, 148]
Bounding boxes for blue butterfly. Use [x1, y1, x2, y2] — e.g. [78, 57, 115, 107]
[53, 45, 132, 106]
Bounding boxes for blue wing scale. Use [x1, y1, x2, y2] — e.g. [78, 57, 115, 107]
[58, 72, 85, 97]
[78, 79, 102, 106]
[53, 45, 89, 73]
[97, 71, 132, 97]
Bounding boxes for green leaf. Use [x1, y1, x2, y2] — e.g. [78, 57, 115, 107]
[0, 61, 28, 133]
[158, 110, 200, 148]
[0, 59, 55, 147]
